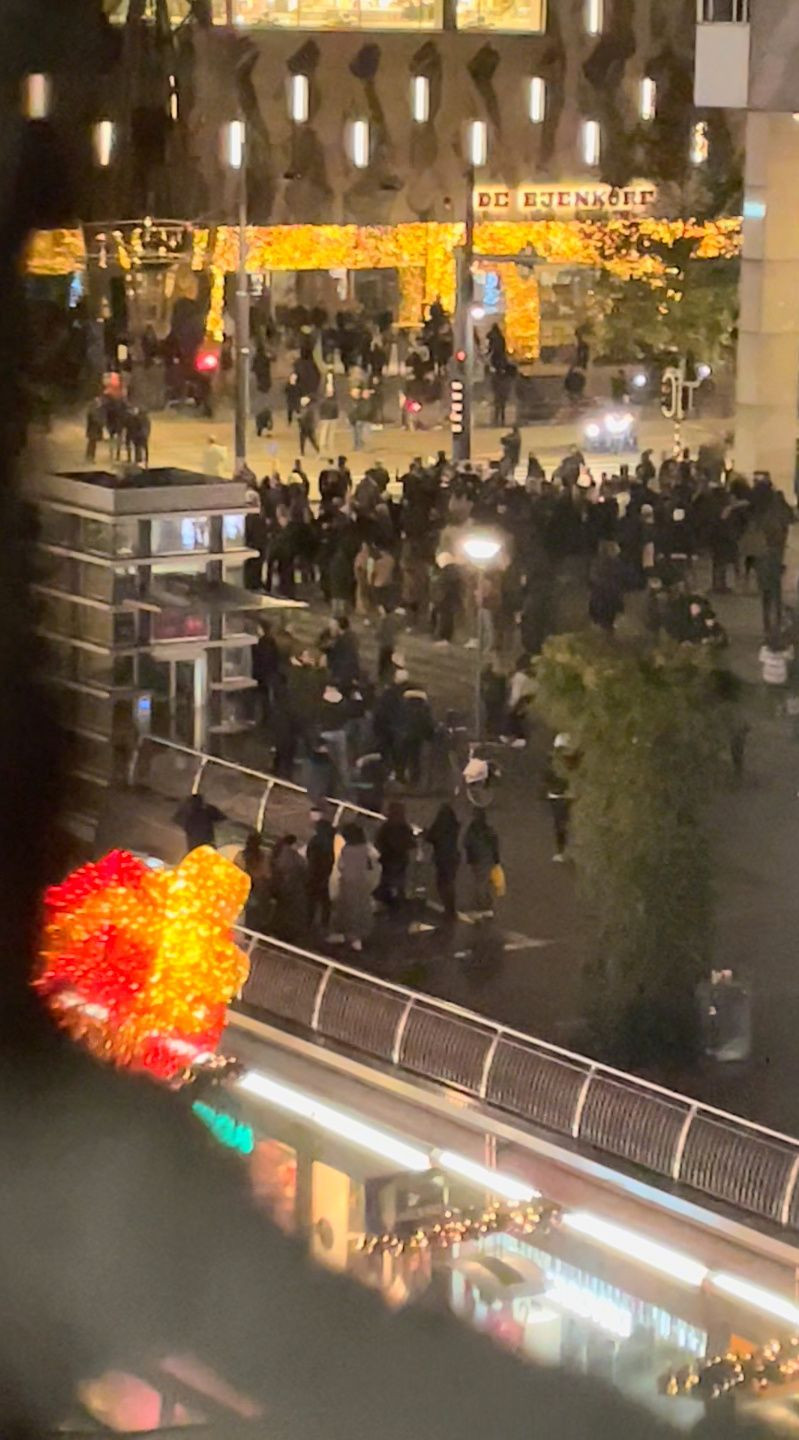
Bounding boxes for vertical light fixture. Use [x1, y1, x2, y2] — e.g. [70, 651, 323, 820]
[690, 119, 709, 164]
[585, 0, 602, 34]
[351, 118, 370, 168]
[411, 74, 430, 124]
[226, 118, 246, 169]
[529, 76, 546, 124]
[467, 119, 488, 167]
[582, 118, 601, 166]
[93, 120, 115, 168]
[23, 73, 51, 120]
[640, 76, 657, 120]
[289, 73, 309, 123]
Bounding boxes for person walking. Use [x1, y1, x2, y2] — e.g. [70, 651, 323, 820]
[545, 733, 577, 863]
[173, 793, 226, 852]
[85, 397, 104, 462]
[306, 811, 336, 932]
[270, 834, 309, 945]
[424, 802, 460, 923]
[375, 802, 416, 908]
[463, 810, 500, 915]
[131, 407, 151, 466]
[329, 823, 377, 951]
[203, 434, 228, 477]
[234, 831, 273, 934]
[318, 376, 339, 454]
[297, 397, 320, 457]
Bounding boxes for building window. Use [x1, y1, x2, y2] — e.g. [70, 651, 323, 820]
[456, 0, 545, 33]
[219, 0, 441, 26]
[584, 0, 602, 35]
[640, 77, 657, 121]
[529, 76, 546, 123]
[697, 0, 748, 20]
[690, 119, 709, 164]
[411, 74, 430, 123]
[582, 119, 600, 166]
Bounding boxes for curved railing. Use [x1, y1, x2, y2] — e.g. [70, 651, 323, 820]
[129, 736, 799, 1233]
[234, 925, 799, 1235]
[128, 734, 386, 840]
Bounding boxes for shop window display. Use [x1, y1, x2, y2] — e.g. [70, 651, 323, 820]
[456, 0, 545, 30]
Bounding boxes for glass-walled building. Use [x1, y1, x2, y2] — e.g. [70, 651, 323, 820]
[32, 467, 302, 803]
[105, 0, 547, 29]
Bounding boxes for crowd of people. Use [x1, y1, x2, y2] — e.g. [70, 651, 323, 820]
[85, 393, 151, 466]
[166, 433, 799, 960]
[242, 438, 795, 660]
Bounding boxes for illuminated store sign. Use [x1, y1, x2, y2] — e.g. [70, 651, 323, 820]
[475, 182, 657, 216]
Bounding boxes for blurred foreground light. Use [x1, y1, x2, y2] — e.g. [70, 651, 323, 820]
[710, 1274, 799, 1328]
[93, 120, 115, 168]
[238, 1070, 430, 1171]
[562, 1212, 709, 1287]
[545, 1281, 633, 1339]
[436, 1149, 539, 1202]
[23, 73, 51, 120]
[605, 411, 633, 435]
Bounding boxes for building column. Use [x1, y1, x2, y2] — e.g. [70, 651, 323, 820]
[735, 112, 799, 493]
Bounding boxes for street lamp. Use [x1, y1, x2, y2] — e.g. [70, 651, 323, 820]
[224, 119, 249, 473]
[452, 121, 488, 464]
[459, 530, 504, 740]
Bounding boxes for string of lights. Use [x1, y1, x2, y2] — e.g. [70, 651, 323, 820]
[356, 1200, 561, 1256]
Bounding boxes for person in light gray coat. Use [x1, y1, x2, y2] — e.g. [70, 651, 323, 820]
[329, 823, 376, 951]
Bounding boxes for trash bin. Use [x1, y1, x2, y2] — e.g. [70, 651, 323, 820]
[697, 970, 751, 1062]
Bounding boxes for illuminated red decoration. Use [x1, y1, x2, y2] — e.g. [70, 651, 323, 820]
[36, 848, 250, 1081]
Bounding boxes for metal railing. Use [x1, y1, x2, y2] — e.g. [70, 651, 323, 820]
[128, 734, 385, 839]
[129, 735, 799, 1232]
[235, 925, 799, 1235]
[697, 0, 749, 20]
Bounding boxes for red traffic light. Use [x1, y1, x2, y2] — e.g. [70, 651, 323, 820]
[195, 350, 219, 374]
[455, 349, 466, 363]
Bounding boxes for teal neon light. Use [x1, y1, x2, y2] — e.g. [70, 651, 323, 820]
[193, 1099, 255, 1156]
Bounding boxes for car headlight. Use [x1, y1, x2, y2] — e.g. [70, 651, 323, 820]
[631, 372, 648, 389]
[585, 422, 601, 441]
[604, 412, 632, 435]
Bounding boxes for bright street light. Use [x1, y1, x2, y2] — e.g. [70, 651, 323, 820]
[461, 533, 503, 566]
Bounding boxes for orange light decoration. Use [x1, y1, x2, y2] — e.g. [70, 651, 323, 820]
[35, 848, 250, 1081]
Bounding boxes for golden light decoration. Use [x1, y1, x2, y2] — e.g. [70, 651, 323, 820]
[25, 228, 87, 276]
[35, 848, 250, 1081]
[26, 216, 743, 342]
[356, 1200, 561, 1256]
[398, 266, 425, 329]
[661, 1338, 799, 1404]
[494, 263, 541, 360]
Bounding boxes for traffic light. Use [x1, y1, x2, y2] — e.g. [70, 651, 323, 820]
[195, 350, 219, 375]
[450, 375, 465, 435]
